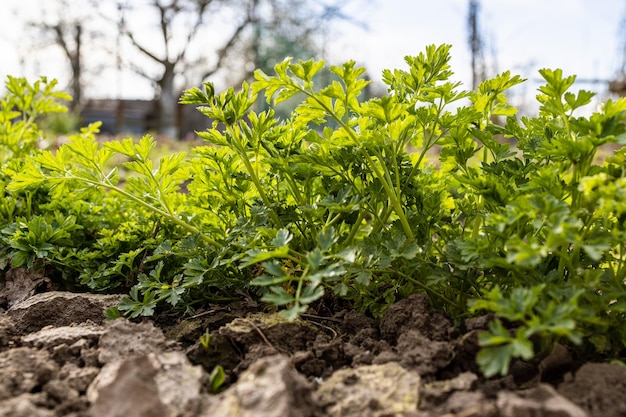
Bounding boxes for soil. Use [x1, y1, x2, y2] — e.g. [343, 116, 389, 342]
[1, 272, 625, 417]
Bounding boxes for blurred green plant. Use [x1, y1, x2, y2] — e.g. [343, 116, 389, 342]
[0, 76, 71, 162]
[42, 110, 82, 136]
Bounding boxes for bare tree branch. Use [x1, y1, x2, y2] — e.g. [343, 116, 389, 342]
[30, 0, 365, 137]
[200, 12, 257, 79]
[119, 26, 165, 65]
[175, 0, 213, 63]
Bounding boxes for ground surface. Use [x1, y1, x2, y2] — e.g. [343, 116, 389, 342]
[1, 270, 625, 417]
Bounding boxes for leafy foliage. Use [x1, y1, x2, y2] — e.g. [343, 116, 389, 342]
[4, 46, 626, 378]
[0, 76, 71, 162]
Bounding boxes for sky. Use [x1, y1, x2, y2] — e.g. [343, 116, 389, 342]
[330, 0, 626, 111]
[1, 0, 625, 113]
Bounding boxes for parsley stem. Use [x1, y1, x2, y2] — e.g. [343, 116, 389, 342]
[293, 83, 415, 240]
[230, 132, 284, 229]
[64, 175, 222, 248]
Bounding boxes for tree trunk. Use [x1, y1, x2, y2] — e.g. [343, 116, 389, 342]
[70, 23, 82, 110]
[158, 63, 179, 138]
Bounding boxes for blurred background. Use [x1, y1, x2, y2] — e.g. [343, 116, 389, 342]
[1, 0, 625, 138]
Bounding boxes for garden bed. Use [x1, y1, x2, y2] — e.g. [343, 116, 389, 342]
[1, 283, 624, 417]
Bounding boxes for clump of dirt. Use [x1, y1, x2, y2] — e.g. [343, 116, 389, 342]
[558, 363, 626, 417]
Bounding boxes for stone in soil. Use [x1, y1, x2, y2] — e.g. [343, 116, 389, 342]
[7, 291, 121, 334]
[558, 363, 626, 417]
[195, 354, 316, 417]
[87, 352, 204, 417]
[315, 361, 420, 417]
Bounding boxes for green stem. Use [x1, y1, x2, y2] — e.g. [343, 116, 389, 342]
[616, 243, 626, 283]
[343, 210, 366, 247]
[412, 129, 436, 172]
[407, 101, 447, 181]
[556, 246, 571, 280]
[372, 268, 458, 308]
[471, 195, 484, 240]
[293, 265, 309, 308]
[64, 174, 222, 248]
[325, 212, 344, 228]
[293, 84, 415, 241]
[371, 205, 391, 236]
[232, 137, 284, 228]
[283, 173, 318, 242]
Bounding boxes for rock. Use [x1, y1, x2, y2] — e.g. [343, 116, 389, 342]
[348, 331, 392, 368]
[43, 378, 79, 403]
[43, 379, 87, 416]
[422, 371, 478, 399]
[233, 342, 281, 376]
[308, 333, 350, 377]
[4, 267, 49, 308]
[21, 323, 103, 367]
[464, 313, 495, 331]
[497, 383, 588, 417]
[341, 310, 378, 336]
[97, 318, 168, 365]
[420, 373, 495, 416]
[22, 323, 103, 349]
[219, 312, 318, 353]
[394, 329, 454, 375]
[164, 310, 234, 343]
[0, 314, 16, 350]
[444, 391, 496, 416]
[0, 394, 55, 417]
[59, 363, 100, 394]
[0, 347, 58, 401]
[216, 312, 321, 379]
[379, 294, 452, 343]
[315, 361, 420, 417]
[58, 363, 100, 393]
[558, 363, 626, 417]
[449, 329, 483, 376]
[87, 352, 204, 417]
[202, 354, 316, 417]
[7, 291, 121, 334]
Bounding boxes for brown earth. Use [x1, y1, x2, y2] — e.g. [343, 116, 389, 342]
[1, 271, 625, 417]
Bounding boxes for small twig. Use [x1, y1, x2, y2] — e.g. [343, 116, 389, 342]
[303, 319, 338, 339]
[440, 407, 485, 417]
[300, 313, 342, 323]
[241, 318, 288, 353]
[188, 309, 217, 320]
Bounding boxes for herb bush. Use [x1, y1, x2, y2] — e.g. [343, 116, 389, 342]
[3, 44, 626, 376]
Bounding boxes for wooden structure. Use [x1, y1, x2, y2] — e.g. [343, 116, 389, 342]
[80, 98, 210, 138]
